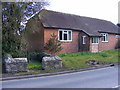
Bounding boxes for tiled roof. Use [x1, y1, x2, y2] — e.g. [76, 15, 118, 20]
[38, 9, 119, 36]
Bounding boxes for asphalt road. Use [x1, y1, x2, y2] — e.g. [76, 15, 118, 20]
[2, 66, 119, 88]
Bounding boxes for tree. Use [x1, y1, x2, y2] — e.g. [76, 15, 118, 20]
[2, 2, 49, 57]
[2, 2, 22, 57]
[44, 33, 63, 55]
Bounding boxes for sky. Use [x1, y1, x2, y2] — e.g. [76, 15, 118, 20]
[46, 0, 119, 24]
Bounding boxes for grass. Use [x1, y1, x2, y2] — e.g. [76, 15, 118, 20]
[57, 49, 119, 70]
[27, 61, 42, 70]
[16, 49, 119, 76]
[15, 69, 64, 76]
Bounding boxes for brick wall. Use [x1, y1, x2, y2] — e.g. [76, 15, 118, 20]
[89, 34, 118, 52]
[99, 34, 118, 51]
[44, 29, 79, 54]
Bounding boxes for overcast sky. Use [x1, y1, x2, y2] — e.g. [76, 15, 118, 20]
[46, 0, 119, 24]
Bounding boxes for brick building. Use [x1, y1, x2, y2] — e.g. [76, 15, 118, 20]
[25, 9, 120, 53]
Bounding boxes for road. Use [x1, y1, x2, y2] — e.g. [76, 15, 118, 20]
[2, 66, 119, 88]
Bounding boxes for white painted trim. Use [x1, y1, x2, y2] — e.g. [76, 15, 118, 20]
[92, 43, 99, 44]
[116, 35, 120, 38]
[101, 41, 108, 43]
[101, 33, 108, 42]
[82, 36, 86, 44]
[92, 37, 99, 44]
[58, 29, 72, 42]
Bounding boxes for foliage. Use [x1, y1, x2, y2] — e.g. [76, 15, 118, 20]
[58, 49, 119, 70]
[3, 53, 12, 58]
[44, 33, 63, 55]
[2, 2, 49, 57]
[36, 52, 50, 62]
[27, 52, 50, 62]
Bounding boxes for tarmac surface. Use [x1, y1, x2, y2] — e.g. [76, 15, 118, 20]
[1, 66, 119, 88]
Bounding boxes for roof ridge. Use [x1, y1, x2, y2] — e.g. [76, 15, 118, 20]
[40, 9, 114, 24]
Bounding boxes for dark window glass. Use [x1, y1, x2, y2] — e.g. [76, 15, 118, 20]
[59, 31, 62, 40]
[64, 33, 67, 40]
[68, 31, 71, 40]
[102, 36, 105, 41]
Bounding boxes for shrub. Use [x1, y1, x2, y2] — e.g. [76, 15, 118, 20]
[36, 52, 50, 62]
[3, 53, 12, 58]
[27, 52, 50, 62]
[27, 52, 38, 61]
[12, 51, 27, 58]
[44, 33, 63, 55]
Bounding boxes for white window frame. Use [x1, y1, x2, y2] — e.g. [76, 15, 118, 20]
[82, 36, 86, 44]
[116, 35, 120, 38]
[58, 29, 72, 42]
[101, 33, 108, 42]
[92, 37, 99, 44]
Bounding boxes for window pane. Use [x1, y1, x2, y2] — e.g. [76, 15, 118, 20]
[102, 36, 105, 41]
[101, 33, 108, 42]
[59, 30, 72, 41]
[96, 37, 98, 43]
[106, 34, 108, 41]
[92, 38, 93, 43]
[68, 31, 71, 40]
[64, 31, 67, 34]
[92, 37, 94, 43]
[64, 33, 67, 40]
[59, 31, 62, 40]
[92, 37, 99, 44]
[83, 36, 86, 44]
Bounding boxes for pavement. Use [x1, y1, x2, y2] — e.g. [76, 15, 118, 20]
[1, 66, 119, 88]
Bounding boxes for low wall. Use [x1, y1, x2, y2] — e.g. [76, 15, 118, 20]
[4, 57, 28, 73]
[42, 56, 62, 70]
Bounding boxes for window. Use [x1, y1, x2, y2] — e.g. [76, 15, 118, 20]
[92, 37, 99, 44]
[101, 33, 108, 42]
[82, 36, 86, 44]
[58, 30, 72, 41]
[116, 35, 120, 38]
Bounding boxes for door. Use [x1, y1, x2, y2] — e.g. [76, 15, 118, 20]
[78, 32, 90, 52]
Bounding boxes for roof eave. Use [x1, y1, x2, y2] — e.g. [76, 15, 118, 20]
[98, 31, 120, 35]
[44, 26, 102, 36]
[44, 26, 83, 31]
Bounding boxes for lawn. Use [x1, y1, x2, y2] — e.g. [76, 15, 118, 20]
[28, 49, 119, 71]
[57, 49, 119, 70]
